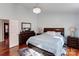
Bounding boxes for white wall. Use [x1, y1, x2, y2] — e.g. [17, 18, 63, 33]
[9, 20, 19, 47]
[37, 12, 77, 37]
[0, 4, 37, 48]
[9, 5, 37, 48]
[16, 5, 37, 33]
[0, 4, 16, 19]
[75, 14, 79, 37]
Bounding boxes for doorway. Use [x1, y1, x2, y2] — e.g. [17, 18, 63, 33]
[4, 22, 9, 48]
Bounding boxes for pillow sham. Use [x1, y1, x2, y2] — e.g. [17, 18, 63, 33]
[45, 31, 56, 36]
[45, 31, 61, 36]
[56, 32, 61, 35]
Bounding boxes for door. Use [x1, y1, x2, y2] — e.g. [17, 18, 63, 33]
[4, 23, 9, 47]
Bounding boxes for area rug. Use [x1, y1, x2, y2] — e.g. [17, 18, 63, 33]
[19, 48, 44, 56]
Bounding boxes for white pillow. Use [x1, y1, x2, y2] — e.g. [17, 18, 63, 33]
[46, 31, 56, 36]
[56, 32, 61, 35]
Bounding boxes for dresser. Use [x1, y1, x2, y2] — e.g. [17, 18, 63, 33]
[67, 36, 79, 49]
[19, 31, 35, 45]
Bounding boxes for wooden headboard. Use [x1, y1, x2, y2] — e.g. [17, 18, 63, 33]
[44, 28, 64, 36]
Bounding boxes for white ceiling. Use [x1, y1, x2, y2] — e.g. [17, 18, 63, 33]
[18, 3, 79, 13]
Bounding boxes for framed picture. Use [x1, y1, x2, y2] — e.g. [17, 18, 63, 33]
[21, 22, 31, 31]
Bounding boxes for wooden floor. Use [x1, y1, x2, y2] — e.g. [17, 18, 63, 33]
[0, 41, 79, 56]
[66, 47, 79, 56]
[0, 41, 28, 56]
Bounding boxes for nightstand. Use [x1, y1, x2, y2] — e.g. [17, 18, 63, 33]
[67, 36, 79, 49]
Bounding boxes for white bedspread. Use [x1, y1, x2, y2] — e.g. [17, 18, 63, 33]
[26, 33, 65, 56]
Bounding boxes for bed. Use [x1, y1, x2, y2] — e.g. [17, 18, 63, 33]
[26, 28, 65, 56]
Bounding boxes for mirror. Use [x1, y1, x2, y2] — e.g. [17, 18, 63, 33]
[21, 22, 31, 31]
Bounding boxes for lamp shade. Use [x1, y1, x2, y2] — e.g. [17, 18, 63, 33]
[33, 7, 41, 14]
[69, 27, 76, 37]
[70, 27, 76, 32]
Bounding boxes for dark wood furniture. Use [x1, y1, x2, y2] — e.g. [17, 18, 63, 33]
[28, 28, 64, 56]
[19, 31, 35, 45]
[67, 36, 79, 49]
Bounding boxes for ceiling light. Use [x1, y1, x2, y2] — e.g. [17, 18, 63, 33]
[33, 7, 41, 14]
